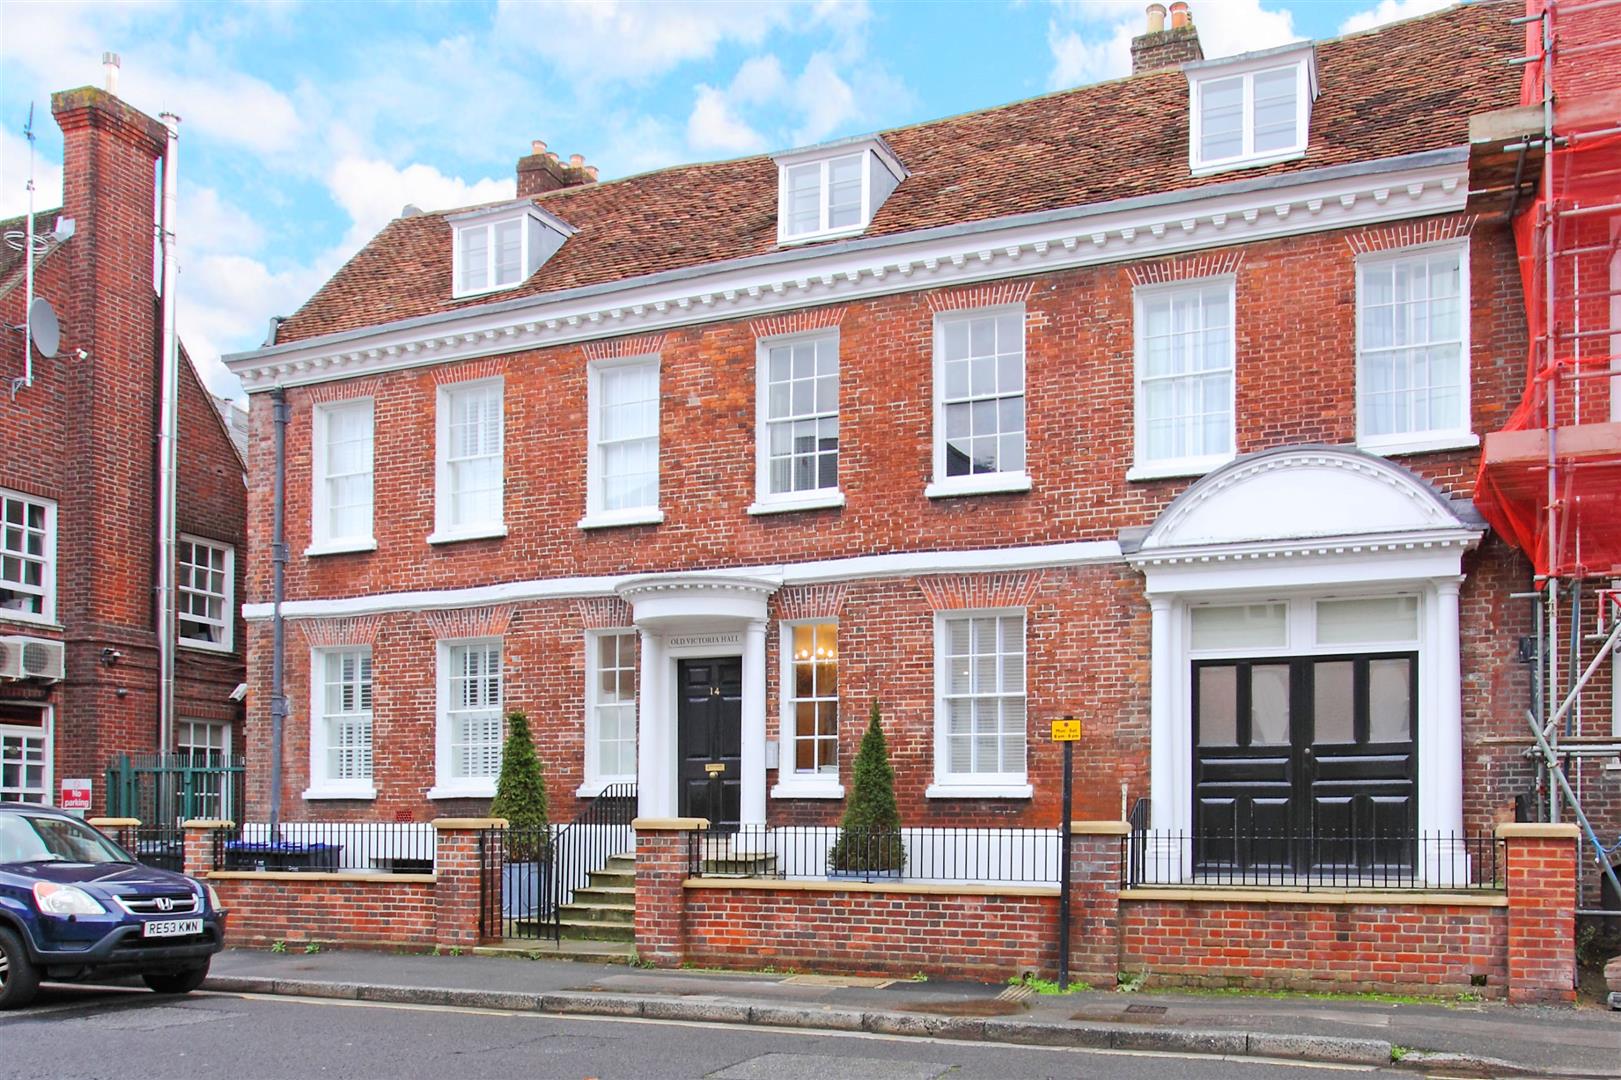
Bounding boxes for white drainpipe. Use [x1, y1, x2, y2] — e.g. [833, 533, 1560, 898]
[156, 112, 181, 762]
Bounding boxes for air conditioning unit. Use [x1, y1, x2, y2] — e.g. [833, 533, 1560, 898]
[0, 636, 66, 682]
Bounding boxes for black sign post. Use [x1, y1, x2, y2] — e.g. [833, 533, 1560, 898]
[1052, 716, 1079, 990]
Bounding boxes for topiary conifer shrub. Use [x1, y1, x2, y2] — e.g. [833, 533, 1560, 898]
[827, 702, 906, 876]
[490, 709, 550, 863]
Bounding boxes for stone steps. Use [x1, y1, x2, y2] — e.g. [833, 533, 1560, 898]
[556, 851, 637, 945]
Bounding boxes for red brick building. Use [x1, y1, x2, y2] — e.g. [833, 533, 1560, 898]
[225, 3, 1616, 894]
[0, 86, 247, 814]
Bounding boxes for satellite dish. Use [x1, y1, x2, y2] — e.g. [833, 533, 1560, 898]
[27, 297, 59, 359]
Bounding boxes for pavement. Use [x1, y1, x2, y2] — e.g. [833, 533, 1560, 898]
[204, 949, 1621, 1078]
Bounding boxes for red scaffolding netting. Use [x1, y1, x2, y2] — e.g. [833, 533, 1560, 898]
[1474, 0, 1621, 580]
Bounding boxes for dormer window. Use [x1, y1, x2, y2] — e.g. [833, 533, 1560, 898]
[449, 201, 575, 299]
[1186, 43, 1316, 176]
[774, 136, 907, 246]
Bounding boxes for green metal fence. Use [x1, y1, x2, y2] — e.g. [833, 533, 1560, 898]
[104, 752, 246, 825]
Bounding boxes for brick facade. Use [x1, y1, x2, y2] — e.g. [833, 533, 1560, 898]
[0, 86, 246, 809]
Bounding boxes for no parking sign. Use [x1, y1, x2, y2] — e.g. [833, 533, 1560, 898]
[59, 778, 92, 814]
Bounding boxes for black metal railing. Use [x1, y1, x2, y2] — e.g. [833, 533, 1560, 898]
[687, 824, 1063, 885]
[1125, 797, 1151, 888]
[132, 824, 186, 872]
[489, 783, 637, 942]
[209, 821, 436, 875]
[1121, 830, 1505, 890]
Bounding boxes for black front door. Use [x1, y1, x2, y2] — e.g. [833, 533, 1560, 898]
[1192, 653, 1417, 873]
[677, 657, 742, 828]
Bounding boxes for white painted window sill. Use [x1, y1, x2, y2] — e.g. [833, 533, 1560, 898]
[925, 783, 1034, 800]
[575, 778, 637, 798]
[302, 785, 376, 801]
[748, 492, 846, 516]
[578, 508, 664, 531]
[0, 609, 59, 629]
[1190, 147, 1306, 178]
[778, 225, 868, 247]
[771, 780, 845, 800]
[1357, 432, 1481, 457]
[179, 638, 234, 655]
[427, 524, 508, 545]
[1126, 456, 1232, 483]
[304, 539, 377, 557]
[427, 783, 496, 801]
[925, 473, 1032, 500]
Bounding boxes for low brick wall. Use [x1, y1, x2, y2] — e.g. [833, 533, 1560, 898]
[1120, 892, 1508, 996]
[182, 817, 499, 952]
[206, 873, 438, 948]
[636, 822, 1580, 1002]
[683, 880, 1059, 981]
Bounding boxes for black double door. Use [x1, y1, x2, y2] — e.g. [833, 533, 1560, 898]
[677, 657, 742, 828]
[1192, 652, 1417, 872]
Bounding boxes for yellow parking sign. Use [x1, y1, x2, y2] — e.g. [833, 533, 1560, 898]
[1050, 718, 1082, 741]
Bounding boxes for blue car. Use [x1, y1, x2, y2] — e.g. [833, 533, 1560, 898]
[0, 803, 225, 1009]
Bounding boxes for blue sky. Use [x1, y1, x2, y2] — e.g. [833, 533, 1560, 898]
[0, 0, 1456, 400]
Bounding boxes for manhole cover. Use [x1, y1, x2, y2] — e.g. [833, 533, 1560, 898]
[1124, 1003, 1168, 1016]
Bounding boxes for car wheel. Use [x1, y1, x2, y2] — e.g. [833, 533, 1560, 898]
[141, 960, 210, 996]
[0, 926, 40, 1010]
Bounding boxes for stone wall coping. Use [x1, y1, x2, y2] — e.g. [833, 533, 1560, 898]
[633, 817, 710, 831]
[206, 871, 438, 885]
[181, 819, 236, 830]
[1121, 886, 1509, 907]
[1070, 820, 1131, 836]
[431, 817, 508, 830]
[683, 878, 1060, 898]
[88, 818, 141, 827]
[1495, 822, 1581, 840]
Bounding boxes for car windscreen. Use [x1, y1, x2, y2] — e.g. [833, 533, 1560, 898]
[0, 814, 131, 865]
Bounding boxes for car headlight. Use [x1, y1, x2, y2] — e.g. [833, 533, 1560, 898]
[204, 883, 225, 912]
[32, 881, 107, 916]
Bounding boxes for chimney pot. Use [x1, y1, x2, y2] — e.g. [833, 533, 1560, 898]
[531, 140, 546, 155]
[1146, 4, 1166, 33]
[545, 151, 559, 164]
[569, 153, 584, 168]
[102, 52, 121, 95]
[584, 165, 599, 181]
[1169, 1, 1191, 29]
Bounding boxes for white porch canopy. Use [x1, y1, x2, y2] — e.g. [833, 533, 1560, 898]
[617, 573, 780, 824]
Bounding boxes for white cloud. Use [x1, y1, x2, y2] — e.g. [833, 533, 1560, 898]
[790, 53, 859, 145]
[1047, 18, 1136, 87]
[1046, 0, 1300, 90]
[688, 85, 768, 154]
[326, 157, 514, 252]
[494, 0, 797, 82]
[0, 130, 65, 219]
[1339, 0, 1455, 35]
[683, 45, 901, 159]
[178, 250, 331, 399]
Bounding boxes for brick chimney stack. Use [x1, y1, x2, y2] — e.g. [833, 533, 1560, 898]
[516, 139, 598, 198]
[1131, 1, 1204, 74]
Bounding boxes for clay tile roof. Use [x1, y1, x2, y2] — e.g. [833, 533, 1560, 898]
[274, 0, 1521, 346]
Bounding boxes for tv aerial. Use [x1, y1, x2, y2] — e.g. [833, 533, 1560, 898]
[5, 103, 74, 400]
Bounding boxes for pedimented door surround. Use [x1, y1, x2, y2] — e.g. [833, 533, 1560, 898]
[1124, 446, 1485, 884]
